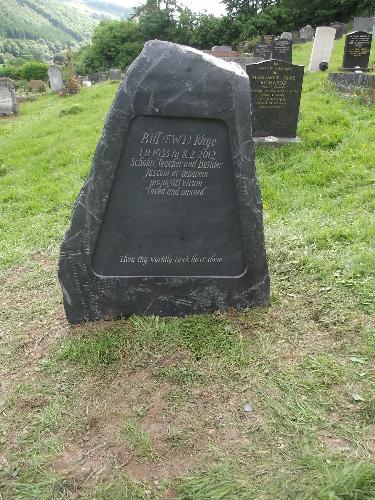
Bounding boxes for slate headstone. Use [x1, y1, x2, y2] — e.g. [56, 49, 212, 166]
[109, 68, 122, 80]
[342, 31, 372, 71]
[0, 78, 18, 116]
[246, 59, 304, 144]
[329, 72, 375, 91]
[253, 42, 272, 60]
[272, 38, 292, 63]
[87, 73, 101, 83]
[48, 65, 64, 92]
[309, 26, 336, 71]
[330, 22, 346, 39]
[300, 25, 315, 41]
[59, 41, 270, 324]
[353, 17, 375, 34]
[212, 45, 232, 51]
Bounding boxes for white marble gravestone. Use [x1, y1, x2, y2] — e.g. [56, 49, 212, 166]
[309, 27, 336, 71]
[0, 78, 18, 116]
[48, 65, 64, 92]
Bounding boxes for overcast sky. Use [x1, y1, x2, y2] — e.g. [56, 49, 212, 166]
[108, 0, 227, 16]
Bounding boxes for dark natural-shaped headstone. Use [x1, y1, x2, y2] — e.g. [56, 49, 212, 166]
[59, 40, 270, 324]
[87, 73, 101, 83]
[246, 59, 304, 143]
[0, 78, 18, 116]
[272, 39, 292, 63]
[342, 31, 372, 71]
[109, 68, 122, 80]
[330, 22, 347, 39]
[253, 42, 272, 60]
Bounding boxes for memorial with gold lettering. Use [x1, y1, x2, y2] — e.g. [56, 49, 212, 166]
[341, 31, 372, 71]
[59, 40, 270, 324]
[246, 59, 304, 144]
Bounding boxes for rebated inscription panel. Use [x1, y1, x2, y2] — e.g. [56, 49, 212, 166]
[246, 60, 303, 138]
[92, 116, 246, 277]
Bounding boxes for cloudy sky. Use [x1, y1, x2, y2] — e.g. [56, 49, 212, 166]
[107, 0, 227, 16]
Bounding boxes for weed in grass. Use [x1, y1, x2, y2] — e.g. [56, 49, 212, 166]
[121, 417, 154, 459]
[59, 104, 84, 116]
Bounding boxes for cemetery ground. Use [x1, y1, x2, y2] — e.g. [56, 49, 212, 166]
[0, 39, 374, 499]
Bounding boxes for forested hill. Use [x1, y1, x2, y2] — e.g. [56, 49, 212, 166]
[0, 0, 96, 42]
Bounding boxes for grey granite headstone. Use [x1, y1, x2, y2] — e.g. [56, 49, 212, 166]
[342, 31, 372, 71]
[329, 72, 375, 91]
[48, 65, 64, 92]
[59, 40, 270, 324]
[246, 59, 304, 144]
[0, 78, 18, 116]
[109, 68, 122, 80]
[253, 42, 272, 60]
[280, 32, 293, 41]
[353, 17, 375, 33]
[300, 25, 315, 41]
[272, 39, 292, 63]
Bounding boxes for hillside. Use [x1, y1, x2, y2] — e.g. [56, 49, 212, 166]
[0, 0, 97, 61]
[64, 0, 134, 20]
[0, 40, 374, 498]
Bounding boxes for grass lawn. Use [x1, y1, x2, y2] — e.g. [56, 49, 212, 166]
[0, 39, 374, 499]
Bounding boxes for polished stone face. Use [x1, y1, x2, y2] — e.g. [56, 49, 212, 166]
[59, 41, 270, 324]
[342, 31, 372, 69]
[253, 42, 272, 60]
[246, 59, 304, 139]
[92, 116, 246, 278]
[272, 39, 292, 63]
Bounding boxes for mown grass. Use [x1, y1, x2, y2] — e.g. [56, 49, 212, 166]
[0, 38, 374, 499]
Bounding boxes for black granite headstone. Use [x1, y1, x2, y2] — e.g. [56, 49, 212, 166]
[342, 31, 372, 71]
[246, 59, 304, 144]
[272, 39, 292, 63]
[253, 42, 272, 60]
[59, 41, 269, 324]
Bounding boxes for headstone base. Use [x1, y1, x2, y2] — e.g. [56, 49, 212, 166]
[328, 72, 375, 90]
[252, 136, 301, 145]
[340, 67, 374, 72]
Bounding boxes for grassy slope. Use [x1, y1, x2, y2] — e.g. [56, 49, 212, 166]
[0, 40, 374, 498]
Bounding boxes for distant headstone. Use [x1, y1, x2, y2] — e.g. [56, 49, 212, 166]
[272, 38, 292, 63]
[203, 50, 239, 58]
[280, 32, 293, 41]
[329, 72, 375, 91]
[308, 27, 336, 71]
[82, 80, 92, 87]
[353, 17, 375, 33]
[28, 80, 46, 92]
[261, 35, 274, 45]
[0, 78, 18, 116]
[330, 22, 346, 39]
[342, 31, 372, 71]
[220, 56, 262, 70]
[246, 59, 304, 144]
[212, 46, 232, 51]
[48, 65, 64, 92]
[109, 68, 122, 80]
[300, 25, 315, 41]
[59, 41, 270, 324]
[87, 73, 101, 83]
[253, 42, 272, 60]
